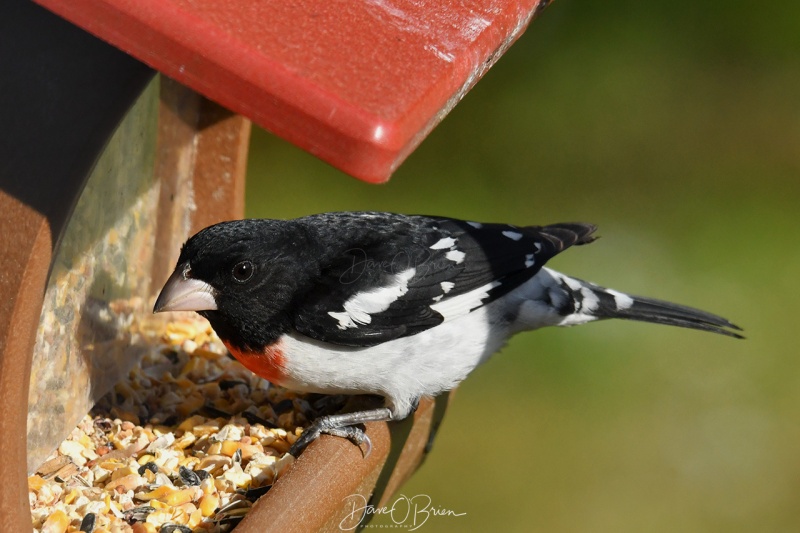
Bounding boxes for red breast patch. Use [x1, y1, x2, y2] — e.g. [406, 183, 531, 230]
[222, 339, 287, 385]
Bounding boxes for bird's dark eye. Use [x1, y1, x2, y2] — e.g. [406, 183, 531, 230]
[232, 260, 255, 283]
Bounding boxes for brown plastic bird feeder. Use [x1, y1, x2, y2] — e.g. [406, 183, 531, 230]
[1, 0, 550, 530]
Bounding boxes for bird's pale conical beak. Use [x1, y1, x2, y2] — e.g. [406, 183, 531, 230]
[153, 265, 218, 313]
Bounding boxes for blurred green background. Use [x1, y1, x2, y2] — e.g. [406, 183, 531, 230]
[245, 1, 799, 531]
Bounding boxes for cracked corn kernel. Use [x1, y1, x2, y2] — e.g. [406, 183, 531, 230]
[40, 510, 69, 533]
[199, 492, 220, 517]
[163, 487, 200, 507]
[28, 475, 46, 491]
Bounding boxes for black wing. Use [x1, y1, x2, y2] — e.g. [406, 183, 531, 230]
[292, 213, 596, 347]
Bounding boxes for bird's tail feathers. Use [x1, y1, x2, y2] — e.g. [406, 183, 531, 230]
[602, 292, 744, 339]
[544, 270, 743, 339]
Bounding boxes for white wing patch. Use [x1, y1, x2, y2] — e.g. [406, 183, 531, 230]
[430, 280, 501, 321]
[502, 230, 523, 241]
[524, 254, 535, 268]
[430, 237, 457, 250]
[466, 221, 482, 229]
[329, 268, 417, 329]
[445, 250, 465, 264]
[441, 281, 455, 293]
[328, 311, 359, 330]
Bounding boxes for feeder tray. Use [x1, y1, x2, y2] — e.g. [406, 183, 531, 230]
[1, 0, 550, 530]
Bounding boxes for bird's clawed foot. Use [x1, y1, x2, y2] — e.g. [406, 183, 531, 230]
[289, 407, 393, 458]
[290, 423, 372, 458]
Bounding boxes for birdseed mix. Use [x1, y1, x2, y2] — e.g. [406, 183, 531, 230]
[29, 313, 316, 533]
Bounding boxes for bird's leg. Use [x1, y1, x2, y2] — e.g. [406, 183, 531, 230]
[289, 407, 394, 458]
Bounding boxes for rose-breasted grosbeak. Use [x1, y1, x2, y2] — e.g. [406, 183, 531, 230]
[154, 212, 741, 456]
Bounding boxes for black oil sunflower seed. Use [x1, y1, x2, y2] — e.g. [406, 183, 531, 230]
[137, 462, 159, 476]
[160, 525, 192, 533]
[216, 515, 244, 528]
[123, 505, 156, 522]
[200, 404, 232, 418]
[79, 513, 95, 533]
[219, 379, 249, 391]
[179, 465, 201, 486]
[272, 398, 294, 414]
[244, 484, 272, 500]
[241, 409, 278, 429]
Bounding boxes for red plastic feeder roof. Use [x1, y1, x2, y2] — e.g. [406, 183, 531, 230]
[34, 0, 548, 182]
